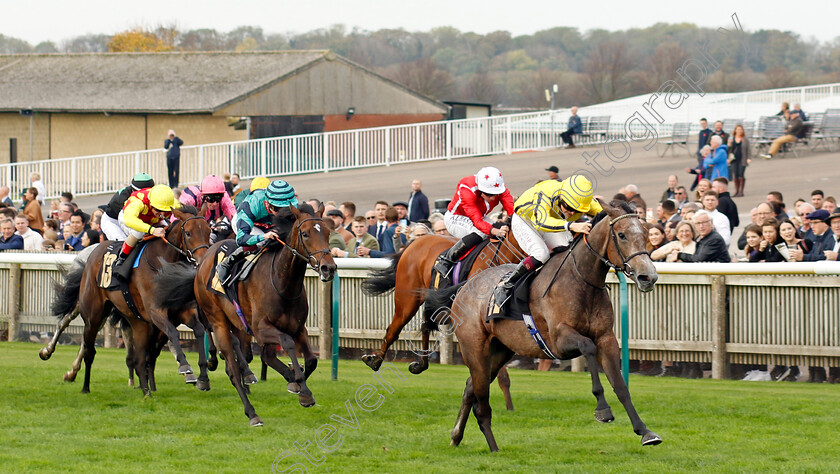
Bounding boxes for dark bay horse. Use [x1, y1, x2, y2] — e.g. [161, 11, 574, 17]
[156, 204, 337, 426]
[48, 207, 213, 395]
[431, 200, 662, 451]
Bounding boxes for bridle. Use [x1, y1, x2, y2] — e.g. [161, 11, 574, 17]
[162, 215, 211, 265]
[271, 217, 331, 272]
[583, 212, 649, 280]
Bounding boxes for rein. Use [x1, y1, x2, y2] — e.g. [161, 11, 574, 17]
[160, 215, 211, 265]
[266, 217, 331, 272]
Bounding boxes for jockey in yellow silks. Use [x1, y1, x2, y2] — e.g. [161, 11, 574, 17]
[493, 174, 602, 303]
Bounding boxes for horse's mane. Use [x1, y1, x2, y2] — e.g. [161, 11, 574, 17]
[589, 199, 634, 229]
[178, 204, 199, 215]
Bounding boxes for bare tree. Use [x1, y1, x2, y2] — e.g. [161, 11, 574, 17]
[389, 57, 454, 99]
[583, 41, 633, 103]
[465, 70, 502, 104]
[647, 41, 688, 90]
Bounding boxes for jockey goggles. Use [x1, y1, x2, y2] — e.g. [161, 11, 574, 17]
[203, 193, 223, 203]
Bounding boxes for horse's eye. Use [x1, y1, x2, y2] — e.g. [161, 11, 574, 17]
[185, 231, 191, 238]
[618, 232, 626, 240]
[302, 231, 309, 239]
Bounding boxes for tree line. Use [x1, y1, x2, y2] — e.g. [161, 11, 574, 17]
[2, 23, 838, 108]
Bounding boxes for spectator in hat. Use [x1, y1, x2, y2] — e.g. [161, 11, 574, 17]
[392, 201, 410, 226]
[545, 166, 561, 181]
[407, 180, 429, 222]
[821, 212, 840, 261]
[802, 210, 834, 261]
[326, 209, 354, 245]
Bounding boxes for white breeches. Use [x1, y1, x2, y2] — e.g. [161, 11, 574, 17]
[511, 214, 572, 264]
[118, 210, 149, 243]
[444, 211, 493, 239]
[100, 213, 126, 241]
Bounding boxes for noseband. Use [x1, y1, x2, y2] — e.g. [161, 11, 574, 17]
[162, 215, 211, 265]
[583, 213, 649, 279]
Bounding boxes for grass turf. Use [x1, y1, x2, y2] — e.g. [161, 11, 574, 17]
[0, 341, 838, 473]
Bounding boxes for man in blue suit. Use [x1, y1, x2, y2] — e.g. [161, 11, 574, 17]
[407, 179, 429, 222]
[560, 106, 583, 149]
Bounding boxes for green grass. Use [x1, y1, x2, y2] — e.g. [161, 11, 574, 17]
[1, 342, 838, 473]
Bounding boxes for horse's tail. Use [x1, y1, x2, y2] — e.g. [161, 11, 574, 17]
[361, 250, 405, 296]
[154, 261, 198, 311]
[50, 264, 85, 319]
[422, 281, 468, 331]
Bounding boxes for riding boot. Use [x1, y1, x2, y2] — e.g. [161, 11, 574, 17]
[738, 178, 746, 197]
[114, 250, 130, 273]
[432, 233, 483, 280]
[217, 247, 245, 286]
[492, 256, 539, 307]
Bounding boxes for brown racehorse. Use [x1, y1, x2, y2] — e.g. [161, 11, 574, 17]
[155, 203, 337, 426]
[428, 200, 662, 451]
[48, 207, 213, 395]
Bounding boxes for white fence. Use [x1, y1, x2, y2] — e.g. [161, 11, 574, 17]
[4, 82, 840, 203]
[2, 253, 840, 379]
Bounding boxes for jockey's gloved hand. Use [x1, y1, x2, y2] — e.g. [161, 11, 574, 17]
[492, 220, 508, 229]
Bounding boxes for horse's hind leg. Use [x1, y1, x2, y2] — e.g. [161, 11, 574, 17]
[261, 343, 293, 384]
[152, 310, 197, 384]
[122, 318, 136, 387]
[187, 313, 211, 391]
[408, 316, 433, 375]
[451, 376, 476, 447]
[362, 291, 422, 372]
[129, 320, 153, 397]
[40, 310, 77, 360]
[596, 334, 662, 446]
[496, 367, 514, 411]
[64, 343, 85, 382]
[80, 315, 107, 394]
[215, 319, 262, 426]
[554, 326, 614, 423]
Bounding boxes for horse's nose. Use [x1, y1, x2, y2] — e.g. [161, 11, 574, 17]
[635, 273, 658, 291]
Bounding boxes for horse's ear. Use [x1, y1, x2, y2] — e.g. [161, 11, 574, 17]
[317, 203, 325, 218]
[172, 207, 186, 220]
[597, 198, 615, 215]
[199, 201, 208, 216]
[289, 205, 301, 219]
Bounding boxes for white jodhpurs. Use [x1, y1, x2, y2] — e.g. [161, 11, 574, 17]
[100, 213, 127, 241]
[118, 210, 150, 242]
[511, 214, 572, 263]
[444, 211, 493, 239]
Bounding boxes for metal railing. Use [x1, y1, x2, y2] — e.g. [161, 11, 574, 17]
[6, 83, 840, 202]
[3, 253, 839, 379]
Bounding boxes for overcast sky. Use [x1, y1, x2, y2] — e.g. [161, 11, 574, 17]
[2, 0, 837, 46]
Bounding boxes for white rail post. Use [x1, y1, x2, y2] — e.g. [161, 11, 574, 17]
[385, 130, 391, 166]
[198, 146, 204, 180]
[354, 132, 360, 167]
[506, 116, 512, 154]
[292, 138, 298, 174]
[70, 159, 77, 197]
[446, 121, 452, 159]
[323, 134, 330, 173]
[259, 140, 266, 176]
[711, 275, 728, 380]
[416, 126, 421, 160]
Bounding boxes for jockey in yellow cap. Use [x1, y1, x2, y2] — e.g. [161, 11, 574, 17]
[115, 184, 180, 271]
[493, 174, 603, 304]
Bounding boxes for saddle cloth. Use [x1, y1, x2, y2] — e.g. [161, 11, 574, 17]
[97, 240, 149, 289]
[207, 241, 267, 295]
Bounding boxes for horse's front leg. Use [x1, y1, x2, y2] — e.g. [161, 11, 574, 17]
[596, 333, 662, 446]
[150, 309, 197, 384]
[553, 324, 614, 423]
[40, 310, 78, 360]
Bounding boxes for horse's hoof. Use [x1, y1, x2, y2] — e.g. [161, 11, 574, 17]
[128, 379, 134, 387]
[361, 353, 383, 371]
[641, 431, 662, 446]
[243, 373, 259, 385]
[64, 372, 76, 382]
[81, 387, 90, 394]
[207, 358, 218, 371]
[196, 379, 211, 391]
[39, 347, 51, 360]
[594, 408, 615, 423]
[249, 416, 264, 427]
[178, 364, 194, 375]
[299, 393, 316, 407]
[184, 373, 198, 384]
[287, 382, 301, 394]
[408, 361, 428, 375]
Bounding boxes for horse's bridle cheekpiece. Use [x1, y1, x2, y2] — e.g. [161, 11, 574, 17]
[584, 212, 649, 279]
[162, 215, 211, 265]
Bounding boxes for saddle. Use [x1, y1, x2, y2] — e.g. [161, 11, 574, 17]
[430, 237, 496, 290]
[487, 268, 539, 323]
[207, 241, 267, 296]
[98, 240, 150, 289]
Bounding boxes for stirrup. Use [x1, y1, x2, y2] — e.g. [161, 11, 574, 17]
[432, 255, 455, 279]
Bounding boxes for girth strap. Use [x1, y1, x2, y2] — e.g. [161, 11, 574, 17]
[522, 313, 558, 359]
